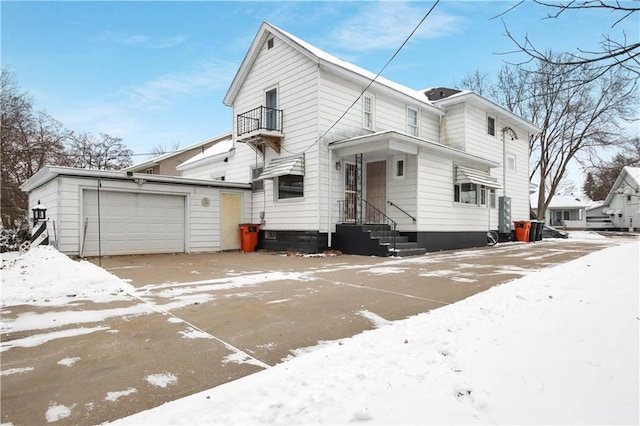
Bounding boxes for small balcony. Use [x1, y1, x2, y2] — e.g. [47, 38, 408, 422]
[236, 106, 284, 154]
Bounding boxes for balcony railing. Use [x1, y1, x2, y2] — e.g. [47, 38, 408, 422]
[237, 106, 283, 137]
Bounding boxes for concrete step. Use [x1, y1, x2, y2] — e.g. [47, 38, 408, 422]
[391, 247, 427, 257]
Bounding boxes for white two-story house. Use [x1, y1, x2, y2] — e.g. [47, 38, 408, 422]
[180, 22, 540, 255]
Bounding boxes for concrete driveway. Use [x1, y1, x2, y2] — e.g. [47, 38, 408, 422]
[0, 237, 630, 425]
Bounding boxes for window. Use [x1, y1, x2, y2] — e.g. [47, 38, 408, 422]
[363, 95, 373, 129]
[506, 153, 516, 172]
[211, 174, 226, 181]
[277, 174, 304, 199]
[393, 156, 406, 179]
[407, 107, 418, 136]
[267, 38, 274, 49]
[454, 183, 494, 207]
[454, 183, 478, 204]
[487, 115, 496, 136]
[251, 166, 264, 191]
[145, 168, 154, 174]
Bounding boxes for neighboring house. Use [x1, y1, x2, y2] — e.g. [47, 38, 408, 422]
[600, 166, 640, 231]
[20, 166, 251, 256]
[124, 132, 232, 176]
[193, 22, 541, 255]
[585, 201, 615, 230]
[530, 193, 589, 230]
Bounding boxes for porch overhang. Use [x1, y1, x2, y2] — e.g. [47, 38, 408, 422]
[328, 130, 499, 168]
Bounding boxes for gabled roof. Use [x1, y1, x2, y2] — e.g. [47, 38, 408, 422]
[176, 138, 234, 171]
[123, 132, 232, 171]
[604, 166, 640, 205]
[223, 22, 443, 116]
[432, 91, 541, 134]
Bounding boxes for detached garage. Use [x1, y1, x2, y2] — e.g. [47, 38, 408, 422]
[20, 166, 252, 256]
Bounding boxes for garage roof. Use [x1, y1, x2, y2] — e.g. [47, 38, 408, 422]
[20, 166, 252, 193]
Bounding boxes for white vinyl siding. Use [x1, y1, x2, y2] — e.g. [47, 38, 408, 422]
[233, 34, 320, 231]
[28, 175, 250, 256]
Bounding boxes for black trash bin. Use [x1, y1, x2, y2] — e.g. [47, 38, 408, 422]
[528, 220, 537, 242]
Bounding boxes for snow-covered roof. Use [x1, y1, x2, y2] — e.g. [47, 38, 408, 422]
[176, 138, 234, 170]
[123, 132, 232, 171]
[530, 193, 590, 209]
[604, 166, 640, 205]
[224, 23, 442, 116]
[20, 165, 250, 193]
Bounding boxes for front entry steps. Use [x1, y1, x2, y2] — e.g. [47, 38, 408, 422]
[333, 224, 427, 257]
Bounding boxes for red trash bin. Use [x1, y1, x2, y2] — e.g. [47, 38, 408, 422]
[239, 224, 260, 252]
[513, 221, 531, 242]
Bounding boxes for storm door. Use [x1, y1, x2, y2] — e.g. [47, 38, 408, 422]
[365, 160, 387, 223]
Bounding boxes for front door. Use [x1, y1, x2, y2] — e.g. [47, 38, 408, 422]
[366, 160, 387, 223]
[221, 193, 242, 250]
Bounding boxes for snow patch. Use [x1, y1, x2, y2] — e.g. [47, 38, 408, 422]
[1, 367, 34, 376]
[1, 326, 109, 353]
[145, 373, 177, 388]
[178, 327, 211, 339]
[358, 310, 391, 328]
[57, 357, 81, 367]
[45, 403, 72, 423]
[105, 387, 137, 402]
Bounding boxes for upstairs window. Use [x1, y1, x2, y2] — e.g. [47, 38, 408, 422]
[407, 107, 418, 136]
[487, 115, 496, 136]
[363, 95, 374, 130]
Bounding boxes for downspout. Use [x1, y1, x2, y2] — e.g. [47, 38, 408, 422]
[328, 147, 333, 248]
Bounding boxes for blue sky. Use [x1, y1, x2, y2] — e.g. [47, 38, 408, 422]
[2, 1, 637, 161]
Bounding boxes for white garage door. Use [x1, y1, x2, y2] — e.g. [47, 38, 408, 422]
[82, 190, 185, 256]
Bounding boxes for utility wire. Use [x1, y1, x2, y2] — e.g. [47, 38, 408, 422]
[280, 0, 440, 156]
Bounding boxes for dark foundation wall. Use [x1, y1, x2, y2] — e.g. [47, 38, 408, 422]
[406, 231, 487, 252]
[258, 230, 328, 253]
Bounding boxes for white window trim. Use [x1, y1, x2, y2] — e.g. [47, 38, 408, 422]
[487, 115, 496, 137]
[393, 155, 406, 180]
[362, 94, 374, 130]
[275, 174, 304, 201]
[406, 106, 419, 137]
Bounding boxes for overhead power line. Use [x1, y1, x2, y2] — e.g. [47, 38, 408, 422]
[280, 0, 441, 156]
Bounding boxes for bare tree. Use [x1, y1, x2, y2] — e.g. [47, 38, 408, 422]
[582, 136, 640, 200]
[454, 69, 489, 96]
[459, 54, 637, 220]
[1, 69, 70, 226]
[67, 132, 133, 170]
[497, 0, 640, 79]
[149, 141, 181, 159]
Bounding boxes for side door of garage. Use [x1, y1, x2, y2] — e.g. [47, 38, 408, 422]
[81, 190, 185, 256]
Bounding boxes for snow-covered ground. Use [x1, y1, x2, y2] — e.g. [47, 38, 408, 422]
[113, 237, 638, 425]
[2, 237, 638, 424]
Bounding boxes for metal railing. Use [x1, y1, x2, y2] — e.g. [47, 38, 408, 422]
[237, 106, 283, 136]
[337, 195, 398, 253]
[387, 200, 416, 223]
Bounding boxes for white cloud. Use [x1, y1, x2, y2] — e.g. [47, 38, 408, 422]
[121, 60, 237, 109]
[97, 31, 189, 49]
[326, 1, 464, 51]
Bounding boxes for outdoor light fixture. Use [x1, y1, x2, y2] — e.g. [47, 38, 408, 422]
[335, 161, 341, 171]
[502, 127, 518, 140]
